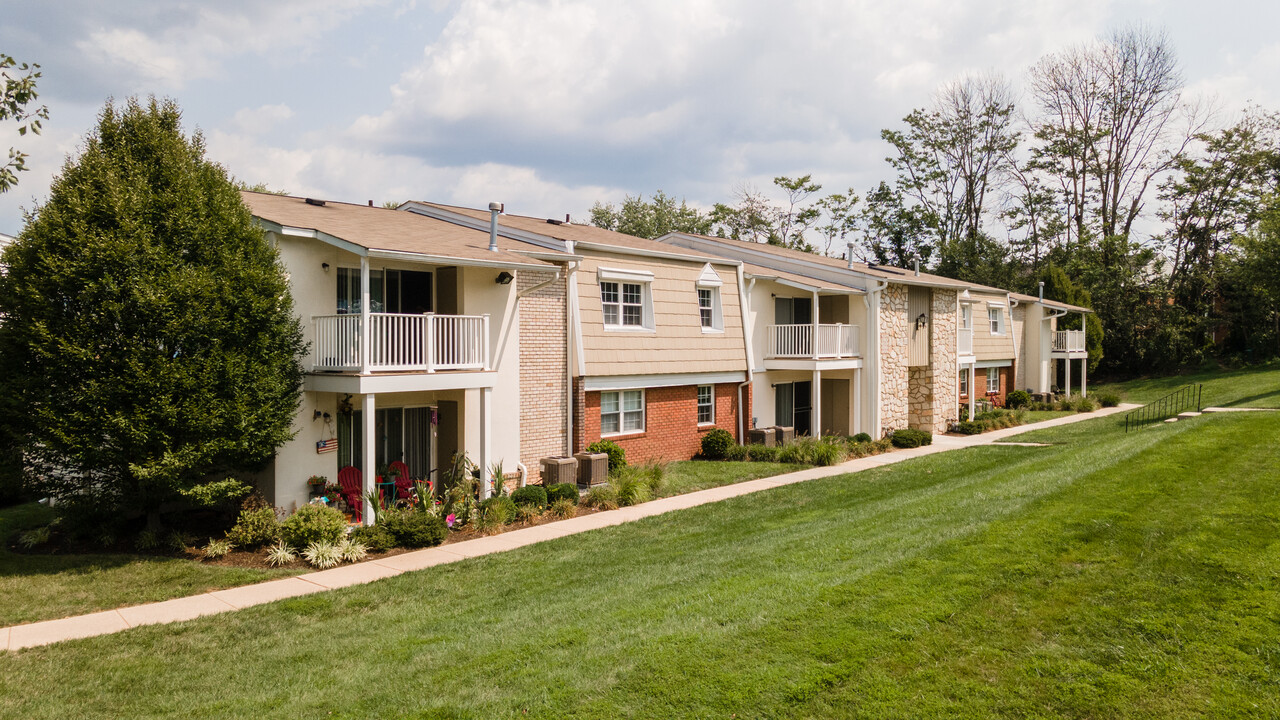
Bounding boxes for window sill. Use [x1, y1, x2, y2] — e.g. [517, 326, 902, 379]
[696, 423, 718, 430]
[700, 327, 725, 334]
[601, 429, 646, 438]
[603, 326, 656, 334]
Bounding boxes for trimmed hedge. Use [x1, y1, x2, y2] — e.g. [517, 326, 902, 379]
[852, 432, 872, 444]
[350, 524, 395, 552]
[546, 483, 579, 504]
[699, 428, 735, 460]
[890, 428, 933, 448]
[379, 510, 446, 548]
[226, 506, 280, 548]
[511, 485, 548, 509]
[1006, 389, 1031, 409]
[280, 504, 347, 548]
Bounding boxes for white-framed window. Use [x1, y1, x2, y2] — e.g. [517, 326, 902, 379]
[988, 306, 1005, 335]
[961, 304, 972, 330]
[697, 385, 714, 424]
[958, 370, 968, 397]
[695, 263, 724, 332]
[601, 389, 645, 436]
[986, 367, 999, 394]
[601, 281, 644, 327]
[598, 268, 654, 331]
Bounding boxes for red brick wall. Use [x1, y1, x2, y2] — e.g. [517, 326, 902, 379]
[573, 381, 746, 463]
[959, 366, 1010, 408]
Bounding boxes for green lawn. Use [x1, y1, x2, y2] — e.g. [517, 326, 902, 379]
[1023, 409, 1077, 423]
[657, 460, 808, 497]
[1, 399, 1276, 716]
[0, 504, 298, 627]
[1092, 359, 1280, 408]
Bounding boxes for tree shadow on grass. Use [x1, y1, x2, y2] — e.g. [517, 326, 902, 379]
[1219, 388, 1280, 408]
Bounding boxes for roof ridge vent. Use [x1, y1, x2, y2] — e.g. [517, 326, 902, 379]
[304, 198, 326, 207]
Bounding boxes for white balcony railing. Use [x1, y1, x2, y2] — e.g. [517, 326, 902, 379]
[958, 327, 974, 355]
[1052, 329, 1086, 353]
[766, 323, 860, 359]
[311, 313, 490, 373]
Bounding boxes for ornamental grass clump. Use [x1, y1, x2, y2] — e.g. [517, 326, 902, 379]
[549, 498, 577, 518]
[203, 538, 233, 559]
[583, 484, 619, 511]
[337, 539, 368, 563]
[1096, 392, 1121, 407]
[265, 541, 296, 567]
[303, 541, 342, 569]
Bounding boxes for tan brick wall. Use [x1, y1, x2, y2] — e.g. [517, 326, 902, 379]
[518, 268, 568, 483]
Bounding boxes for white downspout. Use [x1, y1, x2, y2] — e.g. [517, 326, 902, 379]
[737, 266, 754, 443]
[565, 258, 581, 456]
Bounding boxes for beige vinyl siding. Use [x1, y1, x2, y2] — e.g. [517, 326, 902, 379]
[969, 291, 1016, 361]
[578, 251, 747, 376]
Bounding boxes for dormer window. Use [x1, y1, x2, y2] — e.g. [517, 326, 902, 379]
[695, 263, 724, 332]
[598, 267, 654, 331]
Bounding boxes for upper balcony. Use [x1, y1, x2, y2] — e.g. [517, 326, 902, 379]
[1051, 329, 1086, 356]
[765, 323, 861, 369]
[311, 312, 490, 374]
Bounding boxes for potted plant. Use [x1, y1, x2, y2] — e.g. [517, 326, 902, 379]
[307, 475, 328, 498]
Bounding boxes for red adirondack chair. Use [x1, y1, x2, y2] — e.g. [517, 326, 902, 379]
[389, 460, 413, 500]
[337, 465, 363, 522]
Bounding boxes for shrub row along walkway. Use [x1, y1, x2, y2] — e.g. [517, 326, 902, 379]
[2, 405, 1137, 652]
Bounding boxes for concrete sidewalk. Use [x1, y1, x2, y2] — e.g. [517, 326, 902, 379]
[2, 404, 1137, 652]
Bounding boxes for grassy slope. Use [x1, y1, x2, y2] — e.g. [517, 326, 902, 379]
[0, 408, 1275, 717]
[0, 504, 298, 627]
[1092, 360, 1280, 408]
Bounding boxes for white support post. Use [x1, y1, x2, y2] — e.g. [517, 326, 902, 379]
[1065, 354, 1072, 397]
[482, 313, 491, 371]
[812, 369, 822, 438]
[1081, 356, 1087, 397]
[360, 257, 371, 375]
[811, 291, 820, 360]
[968, 364, 976, 420]
[362, 393, 376, 526]
[479, 387, 492, 498]
[853, 367, 862, 435]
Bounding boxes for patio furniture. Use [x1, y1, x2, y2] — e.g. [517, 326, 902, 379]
[388, 460, 413, 500]
[337, 466, 362, 522]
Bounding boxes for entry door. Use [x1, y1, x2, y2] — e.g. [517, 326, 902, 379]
[793, 380, 812, 437]
[775, 383, 793, 432]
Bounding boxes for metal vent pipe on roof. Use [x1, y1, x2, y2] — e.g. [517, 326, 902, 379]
[488, 202, 501, 252]
[913, 257, 920, 276]
[846, 242, 855, 269]
[1038, 281, 1044, 301]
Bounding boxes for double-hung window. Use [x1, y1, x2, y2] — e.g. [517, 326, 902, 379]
[599, 268, 654, 330]
[601, 390, 644, 435]
[986, 367, 999, 394]
[601, 281, 644, 327]
[697, 385, 714, 424]
[695, 263, 724, 332]
[958, 370, 968, 397]
[961, 305, 972, 330]
[698, 289, 714, 328]
[988, 306, 1004, 335]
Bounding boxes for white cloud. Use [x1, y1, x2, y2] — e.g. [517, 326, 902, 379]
[230, 104, 296, 135]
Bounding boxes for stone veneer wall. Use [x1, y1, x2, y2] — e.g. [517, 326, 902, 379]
[878, 283, 909, 434]
[907, 366, 932, 430]
[928, 288, 959, 433]
[518, 269, 568, 483]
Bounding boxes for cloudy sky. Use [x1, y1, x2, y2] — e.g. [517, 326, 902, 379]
[2, 0, 1279, 235]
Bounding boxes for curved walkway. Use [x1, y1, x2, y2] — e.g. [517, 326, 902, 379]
[2, 404, 1137, 652]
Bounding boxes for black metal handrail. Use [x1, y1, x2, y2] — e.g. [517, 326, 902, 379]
[1124, 384, 1202, 432]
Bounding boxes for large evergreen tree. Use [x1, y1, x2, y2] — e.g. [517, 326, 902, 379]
[0, 97, 305, 526]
